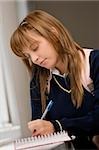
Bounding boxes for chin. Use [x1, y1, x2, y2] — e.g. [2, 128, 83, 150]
[42, 64, 55, 70]
[44, 66, 52, 70]
[41, 66, 50, 70]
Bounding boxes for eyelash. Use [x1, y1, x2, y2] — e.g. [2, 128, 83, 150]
[32, 46, 38, 52]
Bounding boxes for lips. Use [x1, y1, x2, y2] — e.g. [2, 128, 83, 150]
[40, 58, 47, 65]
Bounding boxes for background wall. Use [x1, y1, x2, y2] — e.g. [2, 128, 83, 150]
[28, 1, 99, 49]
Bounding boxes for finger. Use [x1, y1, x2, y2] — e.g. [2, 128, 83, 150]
[28, 119, 41, 126]
[32, 130, 41, 136]
[28, 121, 35, 126]
[28, 123, 36, 132]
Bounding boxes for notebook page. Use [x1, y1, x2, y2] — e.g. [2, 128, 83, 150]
[15, 131, 72, 150]
[17, 142, 65, 150]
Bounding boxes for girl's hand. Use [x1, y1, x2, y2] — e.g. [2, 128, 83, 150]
[28, 119, 55, 136]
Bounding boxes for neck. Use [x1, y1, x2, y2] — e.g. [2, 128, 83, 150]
[55, 59, 68, 75]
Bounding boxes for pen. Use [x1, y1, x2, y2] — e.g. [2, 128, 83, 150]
[41, 100, 53, 120]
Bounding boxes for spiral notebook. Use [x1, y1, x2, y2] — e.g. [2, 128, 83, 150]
[15, 131, 73, 150]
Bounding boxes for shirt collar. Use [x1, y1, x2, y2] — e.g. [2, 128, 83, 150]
[50, 68, 66, 78]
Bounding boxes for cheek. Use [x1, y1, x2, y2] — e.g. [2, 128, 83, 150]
[50, 55, 58, 67]
[53, 52, 59, 62]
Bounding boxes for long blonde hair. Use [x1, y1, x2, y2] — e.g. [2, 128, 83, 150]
[10, 10, 85, 112]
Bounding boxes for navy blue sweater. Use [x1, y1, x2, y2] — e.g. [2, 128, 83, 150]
[30, 50, 99, 149]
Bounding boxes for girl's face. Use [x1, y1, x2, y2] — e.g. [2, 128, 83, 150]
[23, 32, 59, 70]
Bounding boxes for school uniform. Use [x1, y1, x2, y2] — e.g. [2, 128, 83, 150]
[30, 49, 99, 149]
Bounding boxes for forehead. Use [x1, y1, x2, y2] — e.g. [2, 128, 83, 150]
[24, 31, 40, 49]
[27, 30, 42, 41]
[22, 30, 50, 53]
[26, 32, 42, 47]
[27, 31, 50, 47]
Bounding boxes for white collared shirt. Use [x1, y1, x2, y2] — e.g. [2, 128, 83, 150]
[50, 68, 66, 78]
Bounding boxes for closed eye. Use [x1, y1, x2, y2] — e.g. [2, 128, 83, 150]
[32, 46, 38, 52]
[30, 42, 39, 52]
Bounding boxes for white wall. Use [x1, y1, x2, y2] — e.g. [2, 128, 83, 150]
[0, 1, 31, 138]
